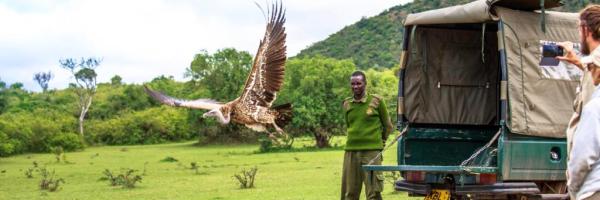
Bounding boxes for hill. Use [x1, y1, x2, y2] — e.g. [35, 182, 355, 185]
[295, 0, 592, 69]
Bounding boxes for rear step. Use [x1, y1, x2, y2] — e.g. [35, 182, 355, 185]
[395, 181, 542, 195]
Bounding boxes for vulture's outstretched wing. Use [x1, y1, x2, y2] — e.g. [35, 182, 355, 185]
[144, 85, 221, 110]
[240, 3, 286, 108]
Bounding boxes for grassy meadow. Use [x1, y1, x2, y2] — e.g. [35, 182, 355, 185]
[0, 137, 418, 200]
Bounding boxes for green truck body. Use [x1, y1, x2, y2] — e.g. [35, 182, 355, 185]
[363, 0, 577, 198]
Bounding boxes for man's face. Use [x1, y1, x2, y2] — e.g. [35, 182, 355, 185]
[350, 75, 366, 97]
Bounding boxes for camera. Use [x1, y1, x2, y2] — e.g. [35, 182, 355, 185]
[542, 43, 564, 58]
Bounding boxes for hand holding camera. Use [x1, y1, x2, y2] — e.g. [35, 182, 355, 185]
[556, 42, 585, 70]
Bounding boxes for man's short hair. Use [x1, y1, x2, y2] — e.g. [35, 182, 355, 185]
[351, 71, 367, 83]
[580, 5, 600, 40]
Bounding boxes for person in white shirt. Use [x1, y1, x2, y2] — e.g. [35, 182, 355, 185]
[558, 5, 600, 200]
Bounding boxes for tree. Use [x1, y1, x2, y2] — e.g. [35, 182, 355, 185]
[0, 78, 6, 113]
[33, 71, 53, 92]
[60, 57, 101, 139]
[110, 75, 122, 86]
[184, 48, 257, 141]
[277, 56, 355, 148]
[10, 82, 24, 90]
[184, 48, 252, 101]
[0, 78, 5, 90]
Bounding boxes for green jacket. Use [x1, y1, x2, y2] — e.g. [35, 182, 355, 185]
[343, 94, 393, 150]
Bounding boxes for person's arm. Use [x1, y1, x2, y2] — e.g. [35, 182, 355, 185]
[378, 99, 393, 143]
[343, 100, 350, 129]
[557, 42, 585, 71]
[568, 103, 600, 197]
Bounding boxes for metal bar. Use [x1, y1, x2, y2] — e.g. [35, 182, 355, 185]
[498, 20, 508, 124]
[397, 25, 413, 130]
[362, 165, 498, 174]
[455, 182, 540, 195]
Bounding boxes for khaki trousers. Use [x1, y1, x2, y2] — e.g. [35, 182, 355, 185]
[341, 150, 384, 200]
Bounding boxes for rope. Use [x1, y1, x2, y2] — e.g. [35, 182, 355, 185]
[460, 129, 502, 166]
[481, 23, 486, 64]
[367, 126, 409, 165]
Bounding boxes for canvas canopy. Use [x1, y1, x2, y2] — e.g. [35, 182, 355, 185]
[404, 0, 562, 26]
[402, 0, 580, 138]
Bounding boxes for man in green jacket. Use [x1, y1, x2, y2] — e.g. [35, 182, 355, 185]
[341, 71, 394, 200]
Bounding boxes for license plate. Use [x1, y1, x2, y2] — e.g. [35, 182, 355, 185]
[424, 189, 450, 200]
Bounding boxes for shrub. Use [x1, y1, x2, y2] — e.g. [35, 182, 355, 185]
[0, 132, 20, 156]
[48, 134, 83, 152]
[233, 167, 258, 189]
[257, 134, 294, 153]
[50, 146, 64, 163]
[38, 167, 65, 192]
[100, 169, 119, 186]
[87, 107, 194, 145]
[0, 108, 81, 156]
[25, 168, 35, 178]
[160, 156, 178, 163]
[100, 168, 142, 189]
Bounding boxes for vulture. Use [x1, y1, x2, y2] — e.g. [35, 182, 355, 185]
[144, 3, 292, 135]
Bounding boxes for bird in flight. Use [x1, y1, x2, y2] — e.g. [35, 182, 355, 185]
[144, 2, 292, 137]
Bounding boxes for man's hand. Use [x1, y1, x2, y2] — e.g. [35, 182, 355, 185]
[557, 41, 584, 70]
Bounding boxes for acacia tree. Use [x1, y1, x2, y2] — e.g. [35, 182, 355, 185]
[60, 58, 101, 139]
[33, 71, 53, 92]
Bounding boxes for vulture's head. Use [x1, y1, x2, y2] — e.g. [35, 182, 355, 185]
[202, 107, 231, 124]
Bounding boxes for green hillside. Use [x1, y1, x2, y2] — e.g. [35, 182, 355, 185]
[295, 0, 595, 69]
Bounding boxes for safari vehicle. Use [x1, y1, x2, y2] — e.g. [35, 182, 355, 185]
[364, 0, 582, 199]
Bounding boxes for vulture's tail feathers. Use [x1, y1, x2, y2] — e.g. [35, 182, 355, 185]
[273, 103, 292, 128]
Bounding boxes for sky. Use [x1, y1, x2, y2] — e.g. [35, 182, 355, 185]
[0, 0, 411, 91]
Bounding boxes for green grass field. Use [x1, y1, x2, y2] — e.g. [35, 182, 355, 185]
[0, 137, 418, 200]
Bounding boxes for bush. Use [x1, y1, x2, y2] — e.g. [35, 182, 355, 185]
[100, 168, 142, 188]
[257, 134, 294, 153]
[38, 167, 65, 192]
[87, 107, 194, 145]
[48, 133, 83, 152]
[0, 108, 81, 156]
[233, 167, 258, 189]
[0, 132, 21, 156]
[160, 156, 178, 163]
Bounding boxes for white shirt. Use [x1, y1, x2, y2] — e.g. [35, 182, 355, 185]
[568, 85, 600, 200]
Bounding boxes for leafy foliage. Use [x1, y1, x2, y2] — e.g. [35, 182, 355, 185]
[296, 0, 598, 69]
[110, 75, 122, 86]
[296, 0, 469, 68]
[277, 56, 355, 147]
[0, 108, 82, 156]
[185, 48, 252, 101]
[86, 106, 193, 145]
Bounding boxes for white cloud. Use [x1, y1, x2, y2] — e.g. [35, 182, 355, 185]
[0, 0, 410, 91]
